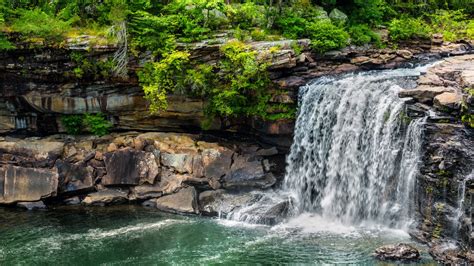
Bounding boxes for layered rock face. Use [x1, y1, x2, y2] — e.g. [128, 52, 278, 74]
[399, 55, 473, 264]
[1, 37, 471, 149]
[0, 132, 281, 215]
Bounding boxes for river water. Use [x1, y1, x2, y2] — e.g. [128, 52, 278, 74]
[0, 206, 436, 265]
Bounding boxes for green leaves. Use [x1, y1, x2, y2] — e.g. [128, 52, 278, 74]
[61, 113, 112, 136]
[388, 17, 431, 42]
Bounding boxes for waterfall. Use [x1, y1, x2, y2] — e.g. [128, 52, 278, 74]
[284, 69, 426, 229]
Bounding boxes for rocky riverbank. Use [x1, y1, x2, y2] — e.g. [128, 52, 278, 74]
[0, 132, 290, 221]
[399, 54, 473, 264]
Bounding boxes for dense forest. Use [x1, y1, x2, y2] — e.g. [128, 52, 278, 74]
[0, 0, 473, 128]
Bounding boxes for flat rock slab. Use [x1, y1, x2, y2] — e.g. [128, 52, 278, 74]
[82, 189, 129, 206]
[155, 187, 198, 214]
[0, 165, 58, 204]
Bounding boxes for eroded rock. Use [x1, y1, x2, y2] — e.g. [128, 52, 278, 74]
[82, 189, 128, 206]
[103, 148, 159, 186]
[0, 165, 58, 204]
[374, 243, 420, 261]
[155, 186, 198, 214]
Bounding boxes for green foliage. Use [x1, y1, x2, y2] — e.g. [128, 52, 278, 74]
[348, 24, 381, 46]
[428, 9, 472, 41]
[225, 2, 265, 30]
[61, 113, 112, 136]
[11, 8, 73, 42]
[388, 16, 431, 42]
[70, 52, 114, 79]
[207, 40, 270, 117]
[61, 115, 84, 135]
[306, 21, 349, 53]
[138, 51, 191, 113]
[83, 113, 112, 136]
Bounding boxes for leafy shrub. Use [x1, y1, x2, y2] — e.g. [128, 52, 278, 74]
[207, 40, 270, 118]
[348, 24, 381, 46]
[138, 51, 191, 113]
[225, 2, 266, 30]
[83, 113, 112, 136]
[61, 115, 83, 135]
[250, 28, 267, 41]
[306, 21, 349, 53]
[11, 8, 72, 42]
[275, 13, 309, 39]
[388, 17, 431, 42]
[428, 9, 472, 41]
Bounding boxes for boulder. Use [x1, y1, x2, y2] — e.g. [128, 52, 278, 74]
[202, 148, 233, 179]
[398, 86, 455, 103]
[223, 156, 276, 189]
[329, 8, 348, 24]
[0, 165, 58, 204]
[17, 201, 47, 210]
[198, 189, 260, 216]
[159, 169, 193, 194]
[0, 140, 64, 167]
[374, 243, 420, 261]
[129, 184, 163, 200]
[82, 189, 129, 206]
[155, 187, 198, 214]
[433, 92, 462, 110]
[102, 148, 159, 186]
[56, 160, 94, 194]
[161, 153, 193, 174]
[396, 49, 413, 59]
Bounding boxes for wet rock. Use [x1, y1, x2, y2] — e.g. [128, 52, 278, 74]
[429, 242, 466, 264]
[17, 201, 47, 210]
[398, 86, 455, 103]
[129, 185, 163, 201]
[0, 165, 58, 204]
[159, 169, 193, 195]
[374, 243, 420, 261]
[256, 147, 279, 156]
[155, 187, 198, 214]
[64, 196, 81, 205]
[223, 156, 276, 189]
[102, 148, 159, 186]
[56, 160, 94, 194]
[198, 189, 260, 216]
[82, 189, 128, 206]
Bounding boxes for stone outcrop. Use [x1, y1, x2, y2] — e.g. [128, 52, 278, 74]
[0, 131, 281, 215]
[400, 55, 473, 264]
[0, 165, 58, 204]
[155, 186, 199, 214]
[1, 36, 471, 150]
[374, 243, 420, 261]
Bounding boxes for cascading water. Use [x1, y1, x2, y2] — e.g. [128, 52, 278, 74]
[227, 66, 430, 230]
[284, 68, 427, 229]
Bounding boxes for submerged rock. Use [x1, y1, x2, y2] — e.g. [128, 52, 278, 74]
[155, 187, 199, 214]
[198, 189, 260, 216]
[17, 201, 47, 210]
[374, 243, 420, 261]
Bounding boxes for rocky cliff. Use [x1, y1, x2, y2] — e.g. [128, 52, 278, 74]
[399, 55, 473, 264]
[1, 36, 472, 149]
